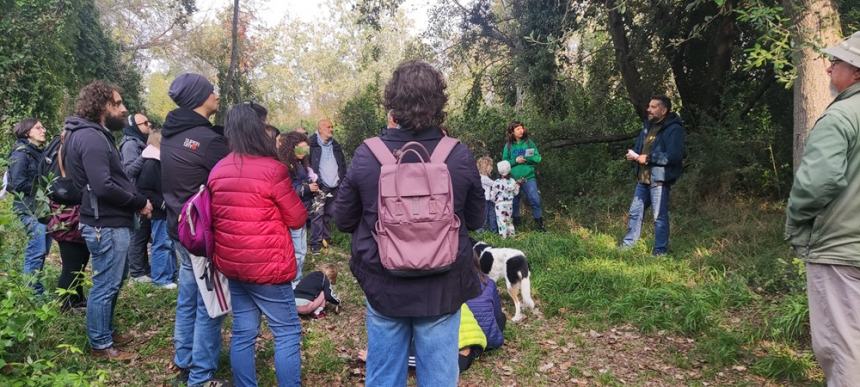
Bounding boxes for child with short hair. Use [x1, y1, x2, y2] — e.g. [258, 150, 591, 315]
[476, 156, 498, 233]
[490, 160, 520, 238]
[278, 131, 317, 287]
[293, 263, 340, 318]
[135, 128, 177, 288]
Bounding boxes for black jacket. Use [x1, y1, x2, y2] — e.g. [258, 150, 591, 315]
[293, 271, 340, 305]
[7, 139, 42, 215]
[308, 133, 346, 189]
[63, 116, 147, 228]
[334, 128, 484, 317]
[119, 124, 148, 181]
[161, 107, 229, 240]
[136, 156, 166, 220]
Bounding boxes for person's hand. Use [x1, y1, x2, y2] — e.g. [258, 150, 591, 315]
[516, 156, 526, 164]
[309, 182, 320, 192]
[637, 154, 648, 165]
[625, 149, 637, 161]
[139, 200, 153, 219]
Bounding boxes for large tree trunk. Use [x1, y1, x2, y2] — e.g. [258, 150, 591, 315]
[785, 0, 842, 170]
[605, 0, 651, 120]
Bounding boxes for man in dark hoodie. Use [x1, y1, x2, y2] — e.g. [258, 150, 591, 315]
[63, 80, 153, 360]
[120, 113, 154, 283]
[161, 73, 229, 386]
[620, 95, 686, 256]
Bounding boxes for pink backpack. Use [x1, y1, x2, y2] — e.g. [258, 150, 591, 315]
[178, 184, 215, 258]
[364, 136, 461, 277]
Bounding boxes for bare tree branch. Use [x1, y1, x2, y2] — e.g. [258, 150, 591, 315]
[543, 131, 639, 149]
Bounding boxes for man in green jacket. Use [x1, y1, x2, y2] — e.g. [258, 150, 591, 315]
[785, 31, 860, 385]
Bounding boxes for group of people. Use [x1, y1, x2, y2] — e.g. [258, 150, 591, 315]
[4, 55, 691, 385]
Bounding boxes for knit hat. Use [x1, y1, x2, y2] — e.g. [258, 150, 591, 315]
[497, 160, 511, 176]
[168, 73, 215, 109]
[824, 31, 860, 68]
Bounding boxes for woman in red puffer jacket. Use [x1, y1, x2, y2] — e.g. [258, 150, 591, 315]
[207, 103, 307, 387]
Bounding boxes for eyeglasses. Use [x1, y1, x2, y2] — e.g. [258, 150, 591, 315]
[136, 120, 151, 127]
[830, 58, 846, 66]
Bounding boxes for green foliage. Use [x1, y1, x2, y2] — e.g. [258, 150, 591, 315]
[0, 199, 105, 385]
[335, 82, 385, 158]
[736, 2, 795, 86]
[0, 0, 143, 152]
[751, 345, 815, 382]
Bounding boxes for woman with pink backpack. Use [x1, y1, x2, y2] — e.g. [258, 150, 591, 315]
[334, 61, 486, 386]
[207, 104, 307, 386]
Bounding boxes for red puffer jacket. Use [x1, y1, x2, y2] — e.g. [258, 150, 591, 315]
[208, 153, 307, 284]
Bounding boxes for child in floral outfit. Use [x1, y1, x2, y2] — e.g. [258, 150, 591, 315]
[491, 160, 520, 238]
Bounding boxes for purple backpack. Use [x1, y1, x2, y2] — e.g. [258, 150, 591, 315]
[364, 136, 461, 277]
[178, 184, 215, 258]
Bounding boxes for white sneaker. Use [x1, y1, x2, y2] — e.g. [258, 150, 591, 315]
[156, 283, 178, 290]
[131, 275, 152, 283]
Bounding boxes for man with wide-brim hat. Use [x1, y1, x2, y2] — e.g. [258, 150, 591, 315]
[786, 31, 860, 385]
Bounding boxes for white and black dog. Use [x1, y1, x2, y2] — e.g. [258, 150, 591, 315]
[472, 240, 537, 322]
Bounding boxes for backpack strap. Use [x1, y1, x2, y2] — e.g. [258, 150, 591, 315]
[430, 136, 459, 163]
[363, 137, 397, 165]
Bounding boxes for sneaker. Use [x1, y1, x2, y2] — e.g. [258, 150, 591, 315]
[189, 378, 232, 387]
[311, 247, 321, 255]
[168, 363, 190, 386]
[131, 275, 152, 284]
[156, 283, 178, 290]
[91, 346, 136, 361]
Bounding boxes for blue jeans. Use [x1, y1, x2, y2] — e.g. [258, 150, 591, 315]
[20, 214, 51, 294]
[483, 200, 498, 233]
[622, 183, 671, 254]
[149, 220, 176, 286]
[365, 302, 461, 387]
[80, 225, 130, 349]
[230, 280, 302, 387]
[512, 178, 542, 219]
[290, 226, 307, 288]
[173, 242, 224, 385]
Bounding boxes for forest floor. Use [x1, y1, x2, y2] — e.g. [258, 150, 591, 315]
[35, 198, 822, 386]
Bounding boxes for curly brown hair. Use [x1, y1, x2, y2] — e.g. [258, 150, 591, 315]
[384, 60, 447, 133]
[74, 80, 121, 123]
[277, 131, 310, 173]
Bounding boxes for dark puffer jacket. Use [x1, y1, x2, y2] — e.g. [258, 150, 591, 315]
[308, 133, 346, 189]
[119, 121, 148, 181]
[7, 139, 43, 215]
[465, 273, 506, 349]
[334, 128, 484, 317]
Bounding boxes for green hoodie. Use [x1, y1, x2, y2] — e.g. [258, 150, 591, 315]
[502, 139, 542, 181]
[786, 82, 860, 267]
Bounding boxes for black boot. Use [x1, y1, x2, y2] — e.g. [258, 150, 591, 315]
[535, 217, 546, 232]
[513, 216, 522, 227]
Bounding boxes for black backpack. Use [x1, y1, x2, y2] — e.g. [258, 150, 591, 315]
[38, 131, 81, 205]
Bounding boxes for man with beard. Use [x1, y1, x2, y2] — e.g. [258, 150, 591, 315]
[786, 31, 860, 384]
[63, 81, 153, 360]
[619, 95, 686, 255]
[308, 118, 346, 255]
[120, 113, 155, 283]
[161, 73, 229, 386]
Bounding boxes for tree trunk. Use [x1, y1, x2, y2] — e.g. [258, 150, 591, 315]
[785, 0, 842, 170]
[605, 0, 650, 120]
[227, 0, 242, 104]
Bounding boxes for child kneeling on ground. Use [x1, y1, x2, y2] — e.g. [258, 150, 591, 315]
[293, 264, 340, 318]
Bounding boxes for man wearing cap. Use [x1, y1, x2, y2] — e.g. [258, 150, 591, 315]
[161, 73, 229, 386]
[120, 113, 155, 284]
[785, 31, 860, 384]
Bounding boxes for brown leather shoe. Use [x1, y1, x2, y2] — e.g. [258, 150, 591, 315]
[91, 346, 136, 361]
[112, 332, 134, 347]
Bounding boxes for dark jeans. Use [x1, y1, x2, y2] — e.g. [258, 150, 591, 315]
[57, 241, 90, 307]
[310, 189, 337, 250]
[128, 216, 151, 278]
[483, 200, 498, 233]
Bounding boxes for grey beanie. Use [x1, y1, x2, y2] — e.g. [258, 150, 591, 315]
[168, 73, 214, 109]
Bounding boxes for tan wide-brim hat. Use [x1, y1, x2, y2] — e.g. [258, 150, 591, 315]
[824, 31, 860, 68]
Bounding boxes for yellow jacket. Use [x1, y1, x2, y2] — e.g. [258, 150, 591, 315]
[458, 304, 487, 350]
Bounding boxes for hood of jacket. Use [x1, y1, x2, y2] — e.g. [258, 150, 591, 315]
[162, 107, 222, 138]
[122, 119, 148, 144]
[63, 116, 115, 143]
